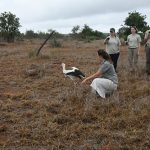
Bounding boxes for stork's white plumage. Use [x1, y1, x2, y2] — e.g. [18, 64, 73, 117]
[61, 63, 85, 80]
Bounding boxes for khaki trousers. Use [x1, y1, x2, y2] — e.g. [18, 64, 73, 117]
[128, 48, 138, 71]
[145, 45, 150, 74]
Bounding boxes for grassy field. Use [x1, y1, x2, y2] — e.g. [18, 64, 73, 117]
[0, 39, 150, 150]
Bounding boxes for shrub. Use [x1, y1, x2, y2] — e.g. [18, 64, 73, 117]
[50, 38, 62, 48]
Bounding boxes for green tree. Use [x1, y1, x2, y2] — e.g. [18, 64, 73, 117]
[72, 25, 80, 34]
[118, 26, 130, 40]
[80, 24, 105, 41]
[71, 25, 80, 39]
[118, 11, 149, 40]
[81, 24, 93, 39]
[124, 11, 148, 32]
[48, 29, 63, 38]
[0, 12, 21, 42]
[37, 31, 48, 39]
[25, 30, 37, 39]
[93, 30, 105, 39]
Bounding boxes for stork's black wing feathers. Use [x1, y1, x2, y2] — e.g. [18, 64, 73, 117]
[74, 69, 85, 77]
[66, 69, 85, 79]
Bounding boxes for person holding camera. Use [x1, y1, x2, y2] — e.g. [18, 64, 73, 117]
[104, 28, 121, 72]
[144, 30, 150, 75]
[127, 26, 141, 72]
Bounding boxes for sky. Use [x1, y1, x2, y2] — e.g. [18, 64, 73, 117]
[0, 0, 150, 33]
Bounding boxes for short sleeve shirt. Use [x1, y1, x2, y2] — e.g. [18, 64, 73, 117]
[105, 36, 121, 54]
[99, 61, 118, 84]
[144, 30, 150, 47]
[127, 34, 141, 48]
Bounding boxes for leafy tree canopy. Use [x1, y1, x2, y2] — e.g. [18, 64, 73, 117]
[0, 11, 21, 42]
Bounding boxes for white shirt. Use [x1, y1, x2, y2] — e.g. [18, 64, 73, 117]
[105, 36, 121, 54]
[127, 34, 141, 48]
[144, 30, 150, 47]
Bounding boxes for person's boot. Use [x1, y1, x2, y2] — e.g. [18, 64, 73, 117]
[146, 63, 150, 75]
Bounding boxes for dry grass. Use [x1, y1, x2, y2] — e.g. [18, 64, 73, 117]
[0, 39, 150, 150]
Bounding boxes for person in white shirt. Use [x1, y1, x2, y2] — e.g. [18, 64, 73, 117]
[104, 28, 121, 72]
[144, 29, 150, 75]
[127, 26, 141, 72]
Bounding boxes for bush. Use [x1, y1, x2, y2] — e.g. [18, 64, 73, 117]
[28, 50, 36, 58]
[0, 12, 21, 42]
[50, 38, 62, 48]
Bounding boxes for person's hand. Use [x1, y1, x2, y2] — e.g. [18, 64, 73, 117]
[104, 37, 109, 44]
[106, 37, 110, 41]
[81, 79, 87, 84]
[137, 47, 140, 55]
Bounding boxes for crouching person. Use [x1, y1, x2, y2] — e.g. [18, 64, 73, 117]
[81, 49, 118, 98]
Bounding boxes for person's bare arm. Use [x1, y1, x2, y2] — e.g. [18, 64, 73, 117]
[144, 32, 150, 43]
[138, 42, 141, 55]
[81, 70, 102, 84]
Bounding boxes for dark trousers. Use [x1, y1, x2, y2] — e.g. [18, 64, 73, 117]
[145, 46, 150, 74]
[109, 53, 120, 71]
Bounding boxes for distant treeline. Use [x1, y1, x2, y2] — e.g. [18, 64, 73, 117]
[0, 11, 149, 43]
[19, 24, 106, 41]
[21, 30, 64, 39]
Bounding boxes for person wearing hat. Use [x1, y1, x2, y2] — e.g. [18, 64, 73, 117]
[127, 26, 141, 72]
[144, 29, 150, 75]
[104, 28, 121, 72]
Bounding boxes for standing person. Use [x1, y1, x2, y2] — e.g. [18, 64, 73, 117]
[81, 49, 118, 99]
[144, 30, 150, 75]
[127, 26, 141, 72]
[104, 28, 121, 72]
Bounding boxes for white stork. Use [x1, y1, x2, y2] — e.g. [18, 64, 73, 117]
[61, 63, 85, 80]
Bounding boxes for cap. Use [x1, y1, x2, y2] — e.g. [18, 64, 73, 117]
[110, 28, 115, 32]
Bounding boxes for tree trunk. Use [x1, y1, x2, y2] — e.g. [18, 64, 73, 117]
[7, 34, 15, 43]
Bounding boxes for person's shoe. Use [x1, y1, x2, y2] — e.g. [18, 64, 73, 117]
[105, 92, 113, 98]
